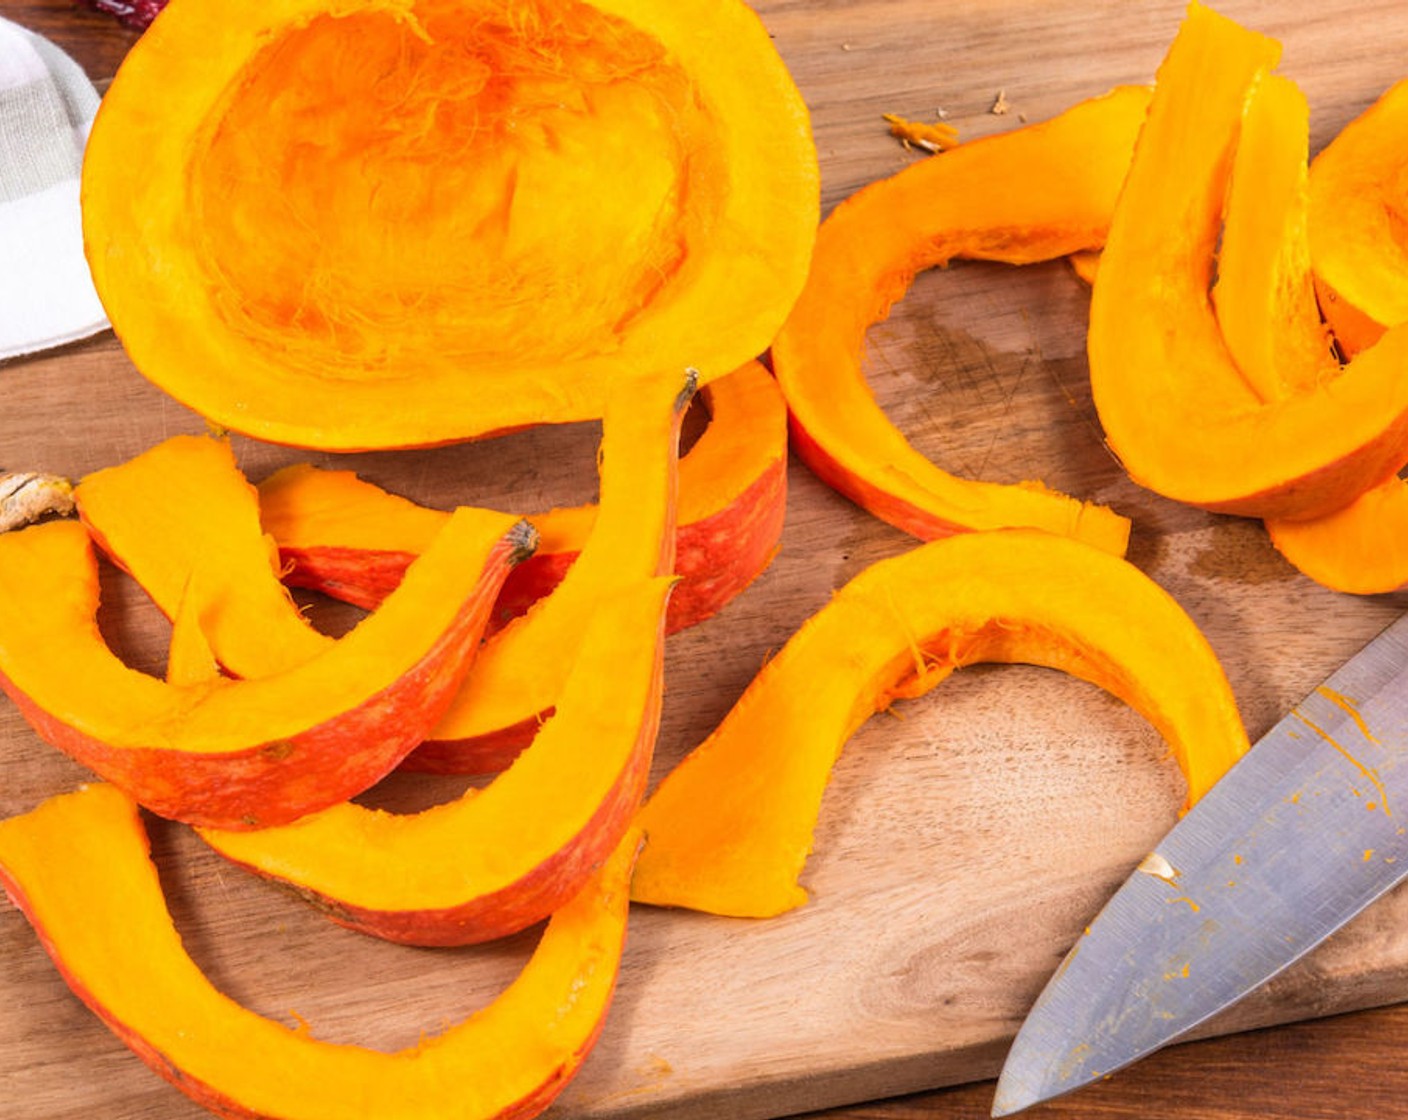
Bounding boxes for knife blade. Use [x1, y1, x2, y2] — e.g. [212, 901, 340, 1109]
[992, 608, 1408, 1117]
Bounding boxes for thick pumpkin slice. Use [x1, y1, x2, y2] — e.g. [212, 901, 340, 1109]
[81, 0, 818, 449]
[631, 528, 1248, 919]
[1268, 484, 1408, 594]
[411, 369, 687, 772]
[259, 360, 787, 632]
[1307, 78, 1408, 354]
[200, 577, 671, 946]
[75, 435, 332, 680]
[1263, 80, 1408, 593]
[1087, 3, 1408, 520]
[0, 783, 636, 1120]
[0, 511, 531, 829]
[1212, 73, 1337, 402]
[770, 85, 1148, 556]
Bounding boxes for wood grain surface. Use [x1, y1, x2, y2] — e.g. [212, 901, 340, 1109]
[5, 2, 1408, 1119]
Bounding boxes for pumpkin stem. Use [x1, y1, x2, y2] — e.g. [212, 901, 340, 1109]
[0, 473, 74, 534]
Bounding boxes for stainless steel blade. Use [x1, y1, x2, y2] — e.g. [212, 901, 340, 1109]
[992, 609, 1408, 1117]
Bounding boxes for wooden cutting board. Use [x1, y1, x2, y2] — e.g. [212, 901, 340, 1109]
[6, 2, 1408, 1117]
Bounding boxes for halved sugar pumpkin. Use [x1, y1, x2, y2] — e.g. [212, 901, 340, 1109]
[0, 782, 637, 1120]
[200, 576, 671, 946]
[1212, 73, 1336, 402]
[1087, 3, 1408, 520]
[259, 360, 787, 632]
[81, 0, 819, 449]
[770, 84, 1149, 557]
[631, 528, 1248, 919]
[0, 510, 531, 829]
[74, 435, 331, 680]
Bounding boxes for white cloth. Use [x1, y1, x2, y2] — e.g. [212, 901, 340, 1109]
[0, 18, 108, 361]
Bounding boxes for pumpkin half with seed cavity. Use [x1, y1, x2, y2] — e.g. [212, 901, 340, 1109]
[81, 0, 819, 449]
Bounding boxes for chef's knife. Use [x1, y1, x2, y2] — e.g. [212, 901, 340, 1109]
[992, 608, 1408, 1116]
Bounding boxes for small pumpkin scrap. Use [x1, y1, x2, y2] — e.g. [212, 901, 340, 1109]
[0, 508, 531, 830]
[631, 528, 1248, 919]
[770, 84, 1149, 559]
[1087, 2, 1408, 521]
[0, 782, 638, 1120]
[259, 360, 787, 633]
[199, 576, 671, 947]
[82, 0, 819, 449]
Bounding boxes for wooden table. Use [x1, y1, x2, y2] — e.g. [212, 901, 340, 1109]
[8, 2, 1408, 1119]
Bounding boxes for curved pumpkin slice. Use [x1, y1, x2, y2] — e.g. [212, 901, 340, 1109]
[631, 528, 1248, 919]
[1267, 483, 1408, 594]
[1212, 73, 1337, 401]
[0, 510, 532, 829]
[1307, 78, 1408, 355]
[0, 783, 636, 1120]
[1263, 81, 1408, 594]
[199, 577, 671, 946]
[770, 85, 1148, 557]
[259, 360, 787, 632]
[410, 369, 688, 773]
[1087, 3, 1408, 520]
[82, 0, 818, 449]
[75, 435, 332, 680]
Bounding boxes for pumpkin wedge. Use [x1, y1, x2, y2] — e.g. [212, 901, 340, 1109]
[770, 85, 1149, 557]
[82, 0, 818, 449]
[631, 529, 1248, 919]
[1087, 2, 1408, 520]
[1263, 80, 1408, 593]
[1211, 73, 1337, 402]
[0, 510, 532, 829]
[259, 360, 787, 632]
[0, 782, 637, 1120]
[1307, 78, 1408, 355]
[411, 369, 688, 772]
[199, 577, 671, 946]
[79, 372, 688, 776]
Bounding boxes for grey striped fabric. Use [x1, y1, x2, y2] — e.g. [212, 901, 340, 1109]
[0, 18, 107, 360]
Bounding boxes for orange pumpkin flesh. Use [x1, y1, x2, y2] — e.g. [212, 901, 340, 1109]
[199, 577, 671, 947]
[1087, 2, 1408, 521]
[770, 85, 1149, 557]
[0, 783, 638, 1120]
[410, 370, 687, 773]
[258, 360, 787, 633]
[1263, 80, 1408, 593]
[75, 374, 686, 777]
[1307, 78, 1408, 348]
[631, 529, 1248, 919]
[0, 510, 530, 830]
[1212, 73, 1337, 402]
[75, 435, 333, 681]
[81, 0, 819, 449]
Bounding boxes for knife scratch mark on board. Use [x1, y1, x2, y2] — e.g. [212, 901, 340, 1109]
[1292, 706, 1391, 817]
